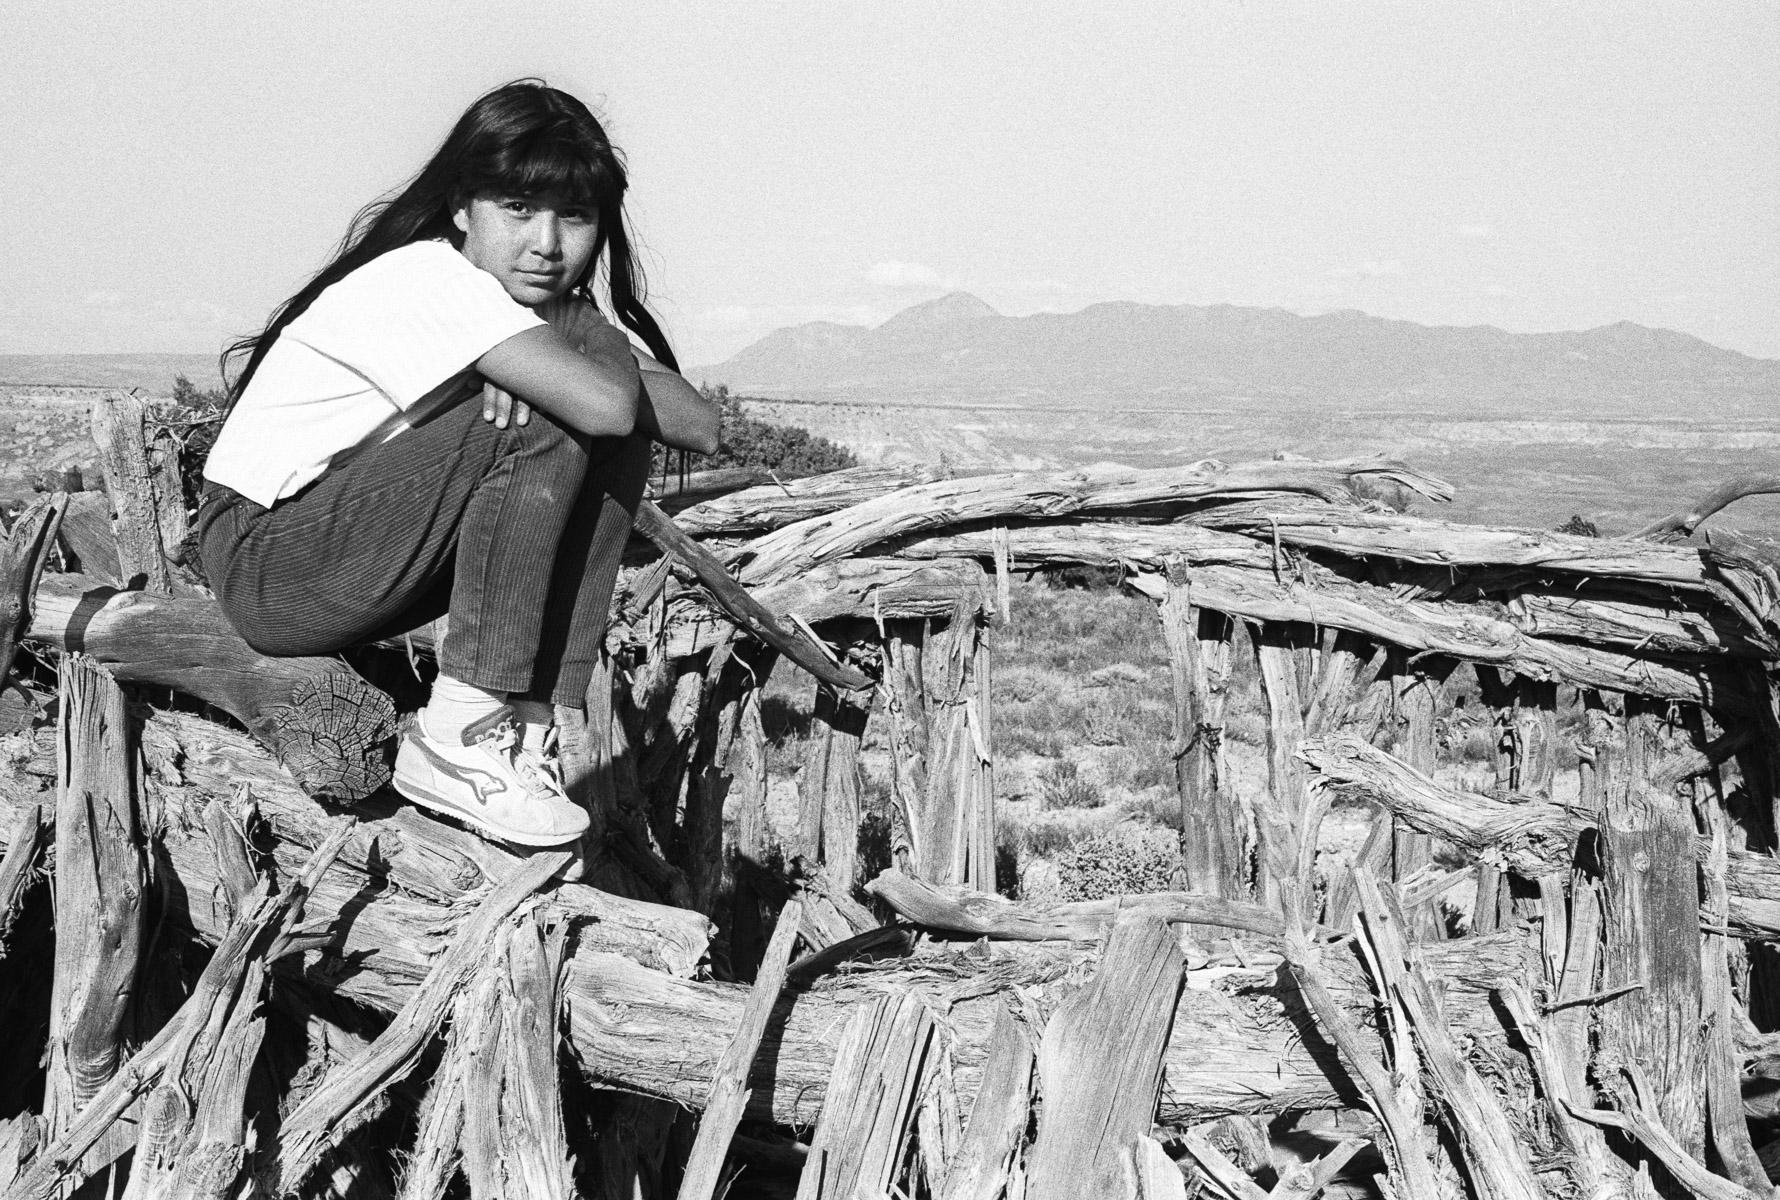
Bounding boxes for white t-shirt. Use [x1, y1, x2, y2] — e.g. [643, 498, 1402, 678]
[204, 240, 546, 506]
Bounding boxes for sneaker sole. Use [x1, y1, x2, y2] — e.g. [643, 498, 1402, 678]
[391, 773, 587, 848]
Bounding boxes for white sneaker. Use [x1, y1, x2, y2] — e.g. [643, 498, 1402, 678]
[392, 706, 590, 847]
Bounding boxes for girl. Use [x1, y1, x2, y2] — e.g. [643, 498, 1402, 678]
[200, 80, 717, 847]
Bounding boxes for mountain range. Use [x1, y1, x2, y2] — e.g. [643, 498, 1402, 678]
[696, 293, 1779, 416]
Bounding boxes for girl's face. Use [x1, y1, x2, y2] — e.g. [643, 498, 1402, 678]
[452, 190, 600, 308]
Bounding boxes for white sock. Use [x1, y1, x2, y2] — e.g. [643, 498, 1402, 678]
[423, 675, 508, 744]
[510, 699, 555, 752]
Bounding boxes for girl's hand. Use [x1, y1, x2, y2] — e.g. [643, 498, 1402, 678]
[481, 381, 531, 429]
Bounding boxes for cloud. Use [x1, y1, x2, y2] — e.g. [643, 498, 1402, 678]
[1457, 223, 1496, 239]
[1484, 284, 1515, 298]
[1326, 259, 1406, 280]
[868, 260, 947, 290]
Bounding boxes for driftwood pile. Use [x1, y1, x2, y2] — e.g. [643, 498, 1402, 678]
[3, 390, 1780, 1197]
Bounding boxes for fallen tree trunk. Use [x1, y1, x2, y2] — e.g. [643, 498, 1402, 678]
[0, 711, 1526, 1131]
[735, 456, 1453, 586]
[672, 463, 946, 537]
[25, 574, 397, 799]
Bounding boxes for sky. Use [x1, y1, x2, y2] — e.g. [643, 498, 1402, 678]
[2, 1, 1776, 371]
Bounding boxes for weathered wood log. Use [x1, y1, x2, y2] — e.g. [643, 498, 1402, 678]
[44, 655, 146, 1143]
[90, 393, 174, 594]
[12, 820, 354, 1200]
[794, 988, 936, 1200]
[1701, 788, 1771, 1194]
[1196, 501, 1726, 589]
[1352, 870, 1544, 1199]
[865, 869, 1286, 941]
[0, 493, 65, 688]
[1027, 916, 1183, 1200]
[758, 556, 994, 625]
[672, 462, 946, 536]
[396, 968, 486, 1200]
[680, 899, 802, 1200]
[1159, 574, 1245, 906]
[633, 498, 872, 691]
[1, 720, 1523, 1132]
[274, 850, 573, 1195]
[27, 574, 397, 798]
[1601, 704, 1708, 1161]
[1299, 732, 1780, 938]
[736, 456, 1453, 586]
[1280, 925, 1443, 1197]
[1126, 564, 1744, 712]
[1634, 473, 1780, 541]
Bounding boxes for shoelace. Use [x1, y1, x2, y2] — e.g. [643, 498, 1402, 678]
[478, 720, 568, 802]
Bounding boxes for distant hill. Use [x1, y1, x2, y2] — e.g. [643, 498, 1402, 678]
[697, 293, 1780, 416]
[0, 353, 223, 394]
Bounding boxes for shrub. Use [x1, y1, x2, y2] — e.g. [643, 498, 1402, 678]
[1045, 564, 1122, 591]
[1038, 760, 1101, 810]
[695, 385, 858, 475]
[1057, 828, 1180, 901]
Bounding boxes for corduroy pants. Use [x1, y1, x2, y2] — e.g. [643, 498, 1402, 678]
[198, 398, 649, 708]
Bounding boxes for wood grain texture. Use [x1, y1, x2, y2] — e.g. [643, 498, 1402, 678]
[28, 574, 397, 798]
[1026, 915, 1183, 1200]
[89, 393, 172, 594]
[793, 988, 935, 1200]
[679, 899, 803, 1200]
[44, 655, 144, 1139]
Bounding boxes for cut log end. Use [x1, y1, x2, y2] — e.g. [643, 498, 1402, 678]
[261, 675, 399, 800]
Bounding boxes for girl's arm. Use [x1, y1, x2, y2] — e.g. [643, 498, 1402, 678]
[474, 323, 640, 438]
[634, 350, 720, 455]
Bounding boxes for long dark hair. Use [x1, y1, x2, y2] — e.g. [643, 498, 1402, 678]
[223, 79, 677, 405]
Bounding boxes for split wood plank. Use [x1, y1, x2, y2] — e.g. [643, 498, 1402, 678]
[1351, 869, 1543, 1199]
[44, 654, 145, 1141]
[633, 497, 871, 691]
[90, 393, 173, 594]
[937, 1004, 1035, 1200]
[1159, 575, 1245, 905]
[0, 492, 65, 687]
[56, 491, 121, 586]
[1278, 925, 1442, 1199]
[1026, 915, 1184, 1200]
[793, 988, 936, 1200]
[273, 849, 573, 1195]
[0, 801, 43, 955]
[1698, 789, 1770, 1195]
[395, 968, 490, 1200]
[1599, 705, 1708, 1159]
[680, 898, 804, 1200]
[797, 685, 868, 885]
[493, 909, 575, 1199]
